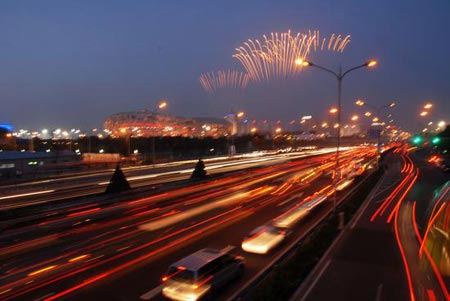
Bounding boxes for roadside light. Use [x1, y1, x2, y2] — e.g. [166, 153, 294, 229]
[329, 107, 338, 114]
[355, 100, 365, 106]
[158, 101, 168, 109]
[295, 58, 311, 67]
[366, 60, 377, 67]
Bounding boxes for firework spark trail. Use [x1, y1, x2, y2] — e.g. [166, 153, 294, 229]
[199, 70, 250, 93]
[233, 30, 351, 82]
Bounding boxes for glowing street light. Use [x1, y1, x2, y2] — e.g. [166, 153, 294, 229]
[237, 111, 245, 118]
[420, 111, 428, 117]
[158, 101, 168, 110]
[151, 100, 169, 165]
[299, 57, 377, 213]
[294, 58, 311, 67]
[355, 99, 365, 106]
[351, 115, 359, 121]
[367, 60, 378, 67]
[275, 127, 282, 134]
[424, 103, 433, 109]
[329, 107, 338, 114]
[354, 100, 395, 157]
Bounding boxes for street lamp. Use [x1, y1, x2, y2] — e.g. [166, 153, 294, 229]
[424, 103, 433, 110]
[355, 99, 396, 156]
[151, 100, 168, 165]
[226, 111, 245, 156]
[329, 107, 338, 114]
[297, 58, 377, 213]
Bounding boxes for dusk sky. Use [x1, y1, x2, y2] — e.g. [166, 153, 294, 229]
[1, 0, 449, 132]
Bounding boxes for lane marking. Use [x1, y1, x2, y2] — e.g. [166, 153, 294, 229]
[300, 260, 331, 301]
[140, 284, 164, 300]
[350, 172, 387, 229]
[375, 283, 383, 301]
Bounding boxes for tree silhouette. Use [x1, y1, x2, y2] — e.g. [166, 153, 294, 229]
[106, 164, 131, 194]
[191, 159, 207, 180]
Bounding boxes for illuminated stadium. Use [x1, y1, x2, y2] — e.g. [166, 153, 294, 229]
[104, 111, 231, 138]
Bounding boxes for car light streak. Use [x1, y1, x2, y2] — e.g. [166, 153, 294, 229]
[0, 150, 364, 299]
[412, 201, 450, 300]
[3, 207, 248, 300]
[41, 208, 253, 301]
[419, 203, 446, 257]
[68, 254, 90, 263]
[386, 169, 419, 223]
[66, 207, 101, 218]
[127, 193, 168, 205]
[370, 166, 413, 222]
[27, 266, 58, 277]
[0, 234, 59, 257]
[0, 190, 55, 200]
[139, 192, 251, 231]
[394, 205, 416, 301]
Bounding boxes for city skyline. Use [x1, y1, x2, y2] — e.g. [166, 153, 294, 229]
[1, 0, 450, 132]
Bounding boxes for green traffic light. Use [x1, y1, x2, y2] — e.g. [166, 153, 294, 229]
[412, 136, 423, 145]
[432, 136, 441, 144]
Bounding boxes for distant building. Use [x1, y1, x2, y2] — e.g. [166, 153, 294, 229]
[104, 111, 230, 138]
[0, 151, 80, 179]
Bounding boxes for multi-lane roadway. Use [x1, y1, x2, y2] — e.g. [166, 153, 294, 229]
[0, 147, 376, 301]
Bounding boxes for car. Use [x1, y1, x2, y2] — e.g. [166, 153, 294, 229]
[161, 247, 244, 301]
[241, 225, 287, 254]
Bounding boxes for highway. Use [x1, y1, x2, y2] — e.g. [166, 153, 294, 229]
[0, 147, 376, 301]
[0, 148, 341, 211]
[290, 146, 450, 301]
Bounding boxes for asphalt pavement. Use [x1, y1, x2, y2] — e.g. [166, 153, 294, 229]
[290, 148, 450, 301]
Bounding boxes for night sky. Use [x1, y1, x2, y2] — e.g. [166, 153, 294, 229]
[1, 0, 449, 132]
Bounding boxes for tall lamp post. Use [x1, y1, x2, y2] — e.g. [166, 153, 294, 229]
[151, 100, 168, 166]
[296, 58, 377, 213]
[355, 99, 395, 156]
[226, 111, 245, 156]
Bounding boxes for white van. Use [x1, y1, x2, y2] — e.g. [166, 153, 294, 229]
[162, 247, 244, 301]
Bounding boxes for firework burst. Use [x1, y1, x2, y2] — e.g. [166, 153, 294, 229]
[233, 30, 351, 82]
[200, 70, 250, 93]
